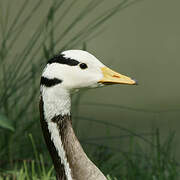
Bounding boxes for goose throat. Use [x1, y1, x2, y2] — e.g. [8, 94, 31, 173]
[39, 91, 73, 180]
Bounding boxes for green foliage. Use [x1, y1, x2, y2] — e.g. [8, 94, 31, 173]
[0, 0, 138, 163]
[0, 113, 14, 132]
[84, 129, 179, 179]
[0, 131, 179, 179]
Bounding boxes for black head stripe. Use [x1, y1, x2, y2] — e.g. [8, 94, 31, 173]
[48, 54, 79, 66]
[40, 77, 62, 87]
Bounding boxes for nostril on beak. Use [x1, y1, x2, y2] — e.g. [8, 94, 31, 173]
[113, 75, 120, 78]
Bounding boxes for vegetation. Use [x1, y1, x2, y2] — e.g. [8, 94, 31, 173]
[0, 0, 179, 179]
[0, 130, 179, 179]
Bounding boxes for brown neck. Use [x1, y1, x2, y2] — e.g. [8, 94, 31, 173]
[39, 96, 107, 180]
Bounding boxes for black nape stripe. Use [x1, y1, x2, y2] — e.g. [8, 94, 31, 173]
[48, 54, 79, 66]
[40, 77, 62, 87]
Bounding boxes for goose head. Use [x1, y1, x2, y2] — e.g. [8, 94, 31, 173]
[41, 50, 137, 94]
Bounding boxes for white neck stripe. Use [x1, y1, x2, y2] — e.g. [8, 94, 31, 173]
[41, 86, 72, 179]
[47, 121, 72, 180]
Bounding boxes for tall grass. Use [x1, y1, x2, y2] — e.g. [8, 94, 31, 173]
[0, 0, 140, 163]
[0, 130, 179, 179]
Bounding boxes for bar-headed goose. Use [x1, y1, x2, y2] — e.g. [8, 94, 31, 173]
[39, 50, 137, 180]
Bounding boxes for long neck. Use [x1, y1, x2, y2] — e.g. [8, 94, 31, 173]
[39, 87, 107, 180]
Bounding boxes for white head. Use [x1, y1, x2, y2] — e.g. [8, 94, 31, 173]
[40, 50, 136, 94]
[41, 50, 105, 92]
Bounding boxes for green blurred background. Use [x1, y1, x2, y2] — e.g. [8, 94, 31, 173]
[83, 0, 180, 158]
[0, 0, 180, 179]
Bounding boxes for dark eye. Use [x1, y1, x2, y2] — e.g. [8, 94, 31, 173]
[79, 63, 88, 69]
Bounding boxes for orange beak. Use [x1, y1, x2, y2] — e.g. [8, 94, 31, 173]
[98, 67, 137, 85]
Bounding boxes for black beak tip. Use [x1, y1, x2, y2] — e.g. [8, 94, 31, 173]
[132, 78, 138, 85]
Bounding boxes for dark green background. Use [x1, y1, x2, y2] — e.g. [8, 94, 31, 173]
[1, 0, 180, 160]
[79, 0, 180, 160]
